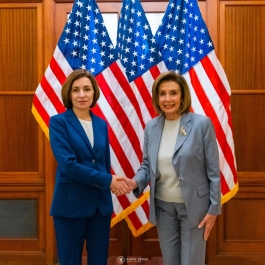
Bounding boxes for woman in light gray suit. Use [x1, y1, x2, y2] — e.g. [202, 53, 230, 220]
[119, 71, 221, 265]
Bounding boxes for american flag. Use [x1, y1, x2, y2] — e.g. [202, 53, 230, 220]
[155, 0, 238, 203]
[32, 0, 117, 136]
[32, 0, 159, 236]
[116, 0, 166, 122]
[115, 0, 169, 235]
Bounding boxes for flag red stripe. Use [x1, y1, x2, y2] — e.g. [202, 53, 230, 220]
[92, 105, 135, 178]
[220, 171, 230, 196]
[109, 62, 145, 129]
[200, 56, 233, 129]
[50, 57, 67, 85]
[108, 126, 136, 178]
[149, 65, 162, 80]
[140, 200, 149, 218]
[189, 68, 237, 185]
[108, 121, 141, 169]
[127, 210, 145, 230]
[134, 76, 157, 118]
[116, 194, 137, 213]
[40, 76, 65, 113]
[95, 74, 143, 163]
[92, 105, 149, 228]
[32, 95, 50, 127]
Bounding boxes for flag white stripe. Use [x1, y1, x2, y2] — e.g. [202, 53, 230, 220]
[109, 145, 126, 176]
[193, 63, 235, 147]
[141, 69, 156, 96]
[100, 68, 152, 225]
[217, 142, 236, 190]
[134, 207, 149, 225]
[110, 138, 149, 221]
[54, 46, 73, 78]
[35, 85, 58, 117]
[111, 193, 123, 215]
[208, 51, 231, 96]
[116, 60, 152, 124]
[130, 80, 152, 124]
[97, 89, 141, 173]
[184, 71, 236, 190]
[183, 72, 206, 115]
[45, 66, 64, 101]
[193, 62, 237, 174]
[156, 61, 169, 74]
[206, 54, 236, 160]
[101, 68, 144, 146]
[96, 100, 150, 223]
[110, 132, 150, 223]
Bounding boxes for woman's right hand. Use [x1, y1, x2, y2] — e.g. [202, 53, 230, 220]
[110, 175, 130, 195]
[110, 176, 138, 196]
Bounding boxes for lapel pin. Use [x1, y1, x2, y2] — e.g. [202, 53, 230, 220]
[180, 126, 187, 136]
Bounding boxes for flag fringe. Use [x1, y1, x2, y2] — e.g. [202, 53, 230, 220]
[111, 191, 150, 228]
[32, 105, 49, 139]
[125, 216, 154, 237]
[221, 182, 239, 204]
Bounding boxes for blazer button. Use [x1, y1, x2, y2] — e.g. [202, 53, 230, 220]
[92, 159, 96, 163]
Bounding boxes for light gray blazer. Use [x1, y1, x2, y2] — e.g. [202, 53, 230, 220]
[133, 112, 221, 228]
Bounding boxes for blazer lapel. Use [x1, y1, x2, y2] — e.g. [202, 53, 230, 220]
[149, 115, 164, 175]
[90, 111, 100, 154]
[66, 109, 94, 152]
[173, 112, 192, 154]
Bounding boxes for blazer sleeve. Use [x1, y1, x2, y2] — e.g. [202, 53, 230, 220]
[203, 117, 221, 215]
[133, 122, 151, 198]
[49, 115, 112, 190]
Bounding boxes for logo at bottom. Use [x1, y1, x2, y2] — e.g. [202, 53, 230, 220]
[117, 256, 125, 264]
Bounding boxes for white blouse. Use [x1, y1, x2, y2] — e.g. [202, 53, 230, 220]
[78, 119, 94, 148]
[156, 116, 184, 203]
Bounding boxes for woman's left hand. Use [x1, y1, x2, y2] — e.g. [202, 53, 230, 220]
[198, 214, 217, 241]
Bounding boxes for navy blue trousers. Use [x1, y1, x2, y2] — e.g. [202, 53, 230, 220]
[54, 211, 111, 265]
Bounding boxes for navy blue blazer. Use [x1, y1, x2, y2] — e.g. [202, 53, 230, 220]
[49, 109, 113, 218]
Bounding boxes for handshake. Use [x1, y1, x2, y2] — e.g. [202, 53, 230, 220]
[110, 175, 138, 196]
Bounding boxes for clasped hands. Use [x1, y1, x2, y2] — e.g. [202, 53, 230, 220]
[110, 175, 138, 196]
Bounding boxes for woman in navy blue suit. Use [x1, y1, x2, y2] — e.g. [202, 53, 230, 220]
[49, 69, 129, 265]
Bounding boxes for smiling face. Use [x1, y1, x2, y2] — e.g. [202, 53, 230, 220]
[71, 77, 94, 114]
[158, 80, 183, 120]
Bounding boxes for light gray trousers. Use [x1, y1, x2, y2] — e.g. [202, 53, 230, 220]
[155, 198, 206, 265]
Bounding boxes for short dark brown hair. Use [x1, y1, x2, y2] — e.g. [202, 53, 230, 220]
[61, 69, 100, 109]
[152, 71, 191, 115]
